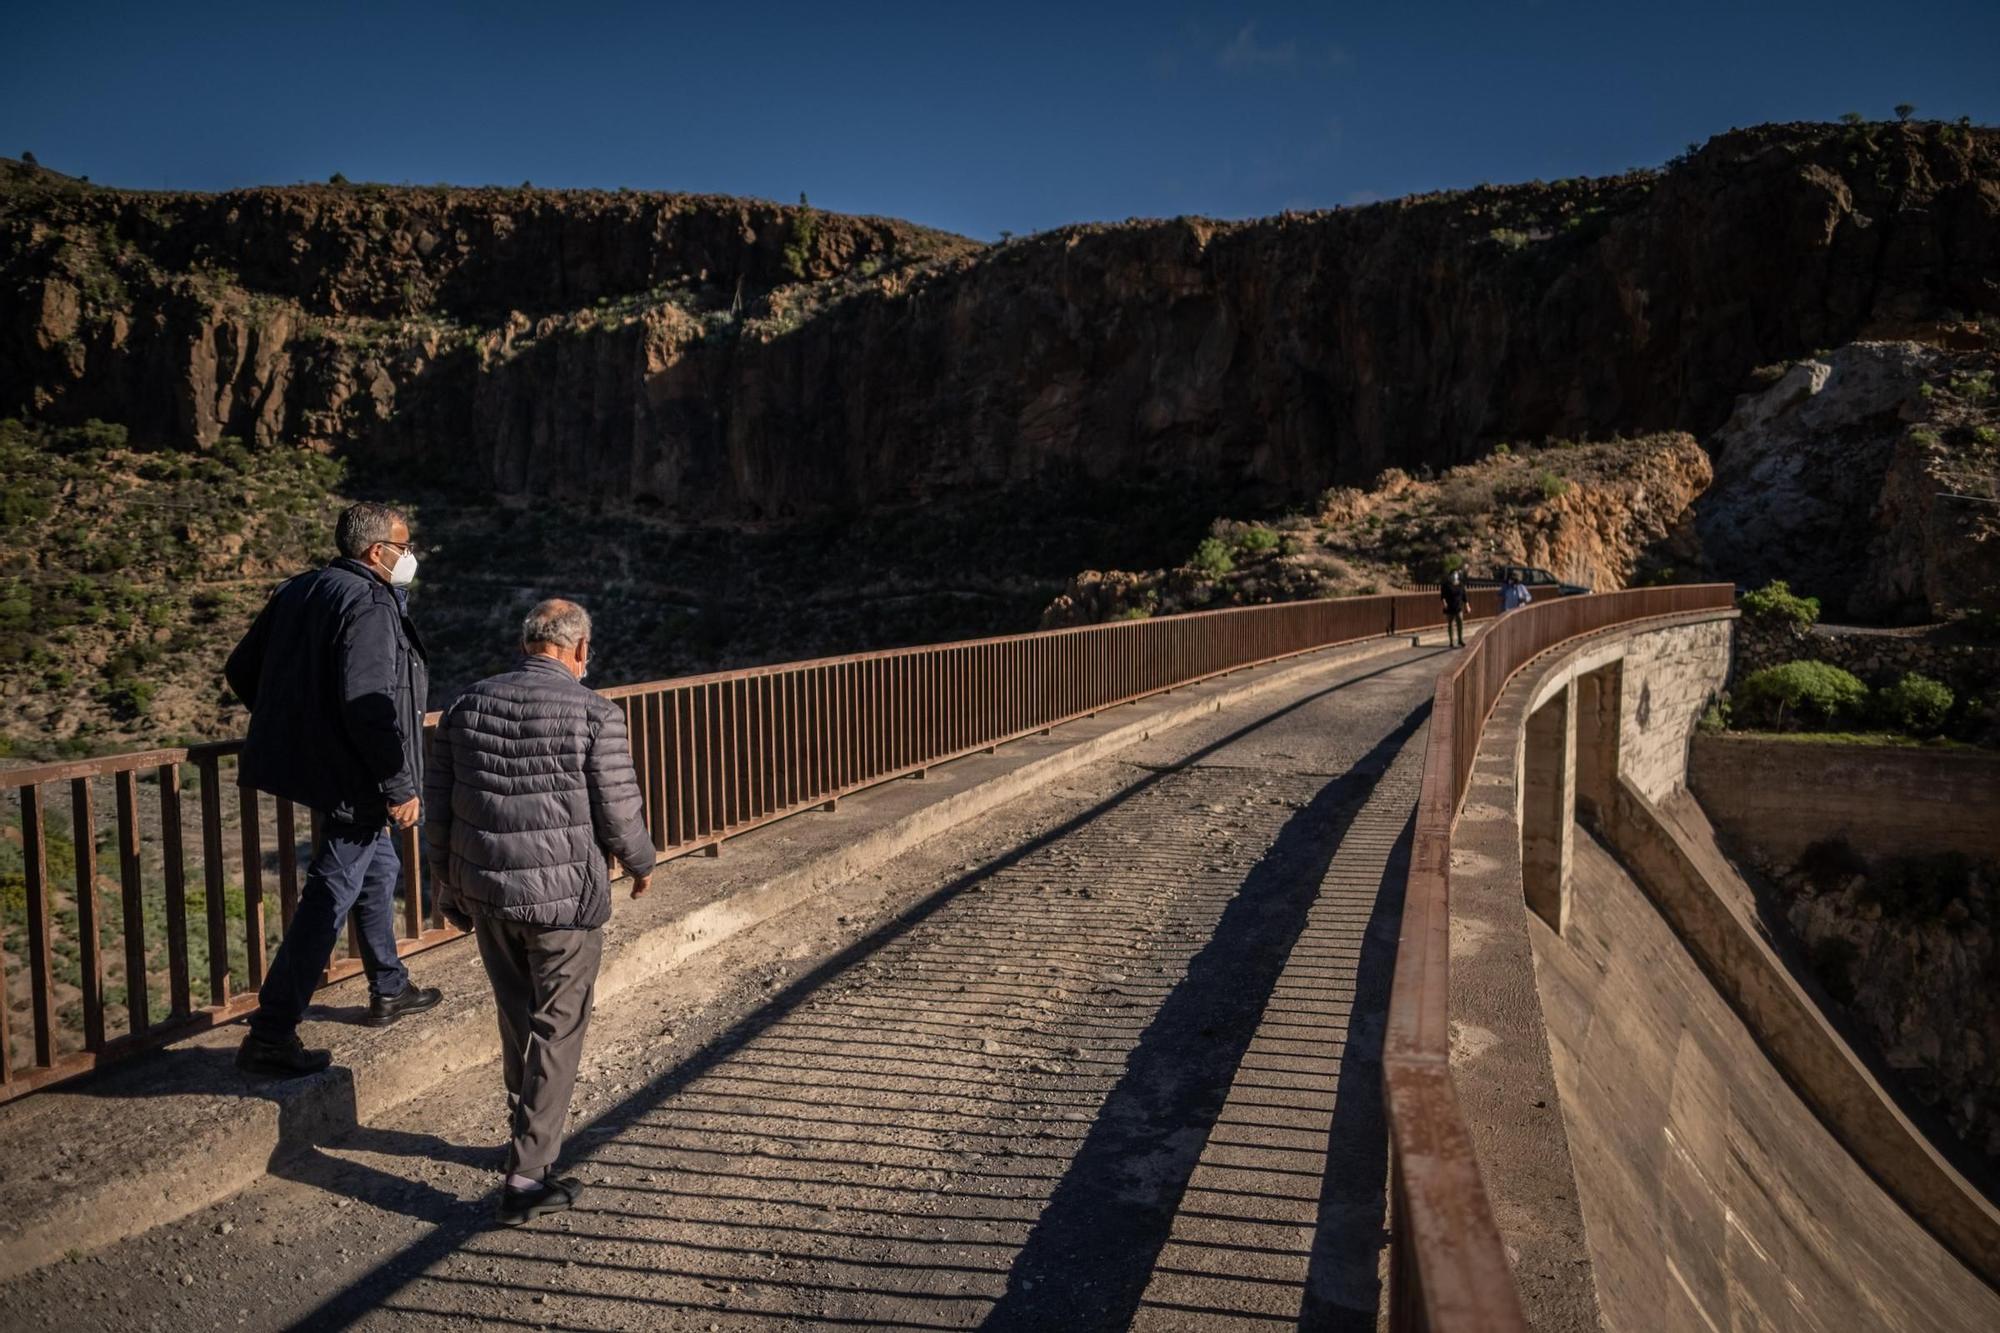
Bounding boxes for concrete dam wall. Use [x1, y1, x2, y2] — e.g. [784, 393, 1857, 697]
[1449, 611, 2000, 1331]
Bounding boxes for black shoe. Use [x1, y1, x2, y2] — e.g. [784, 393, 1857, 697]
[367, 985, 443, 1028]
[236, 1031, 333, 1078]
[497, 1174, 584, 1227]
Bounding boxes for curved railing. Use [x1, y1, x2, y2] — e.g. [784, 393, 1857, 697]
[0, 588, 1490, 1102]
[1384, 584, 1736, 1331]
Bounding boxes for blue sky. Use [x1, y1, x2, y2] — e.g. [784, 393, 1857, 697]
[7, 2, 1998, 239]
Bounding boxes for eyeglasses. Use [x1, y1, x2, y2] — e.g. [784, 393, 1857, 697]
[375, 539, 423, 558]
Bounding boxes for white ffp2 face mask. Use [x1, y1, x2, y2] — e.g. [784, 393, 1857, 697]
[388, 549, 418, 587]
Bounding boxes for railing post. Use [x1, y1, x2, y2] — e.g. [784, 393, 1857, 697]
[115, 769, 148, 1035]
[196, 756, 229, 1007]
[70, 778, 106, 1053]
[159, 763, 191, 1019]
[240, 785, 267, 988]
[20, 783, 56, 1068]
[397, 823, 422, 940]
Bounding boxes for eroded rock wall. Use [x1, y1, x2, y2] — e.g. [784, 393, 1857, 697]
[6, 122, 1998, 521]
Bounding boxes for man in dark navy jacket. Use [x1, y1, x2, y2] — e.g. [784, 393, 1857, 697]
[226, 502, 444, 1076]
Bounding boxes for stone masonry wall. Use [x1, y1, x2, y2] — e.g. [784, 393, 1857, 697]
[1733, 618, 2000, 698]
[1619, 617, 1734, 802]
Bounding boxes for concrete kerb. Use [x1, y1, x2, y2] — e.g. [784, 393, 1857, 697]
[0, 627, 1450, 1281]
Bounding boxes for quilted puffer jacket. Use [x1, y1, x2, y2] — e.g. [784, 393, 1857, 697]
[425, 656, 658, 929]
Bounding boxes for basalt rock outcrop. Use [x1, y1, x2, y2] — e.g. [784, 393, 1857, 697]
[5, 121, 1998, 521]
[1696, 340, 2000, 621]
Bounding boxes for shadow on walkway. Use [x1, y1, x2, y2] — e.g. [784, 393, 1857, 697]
[980, 708, 1426, 1331]
[276, 648, 1443, 1330]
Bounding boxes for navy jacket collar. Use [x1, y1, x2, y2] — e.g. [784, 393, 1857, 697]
[328, 557, 408, 610]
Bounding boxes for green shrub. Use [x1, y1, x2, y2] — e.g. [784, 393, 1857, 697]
[783, 192, 818, 280]
[106, 679, 155, 719]
[1697, 698, 1730, 734]
[1537, 470, 1569, 500]
[1873, 672, 1953, 736]
[1738, 579, 1820, 629]
[1733, 661, 1868, 730]
[1190, 537, 1234, 577]
[1949, 370, 1995, 401]
[1235, 525, 1280, 556]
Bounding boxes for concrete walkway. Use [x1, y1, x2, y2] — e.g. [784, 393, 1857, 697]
[0, 643, 1449, 1331]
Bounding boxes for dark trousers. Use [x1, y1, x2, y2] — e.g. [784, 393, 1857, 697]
[473, 917, 603, 1178]
[1445, 611, 1465, 646]
[249, 821, 410, 1040]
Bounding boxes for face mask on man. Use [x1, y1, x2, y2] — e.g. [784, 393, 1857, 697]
[386, 547, 418, 587]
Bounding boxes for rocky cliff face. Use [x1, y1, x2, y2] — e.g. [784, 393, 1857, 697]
[1697, 340, 2000, 621]
[7, 121, 1998, 521]
[1754, 842, 2000, 1161]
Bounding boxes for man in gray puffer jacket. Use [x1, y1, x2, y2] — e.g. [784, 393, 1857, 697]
[426, 598, 657, 1225]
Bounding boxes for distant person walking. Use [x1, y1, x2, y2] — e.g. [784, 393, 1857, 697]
[227, 502, 443, 1078]
[427, 599, 656, 1226]
[1440, 568, 1469, 647]
[1500, 568, 1534, 614]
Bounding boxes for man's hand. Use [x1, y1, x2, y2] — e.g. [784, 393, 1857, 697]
[630, 873, 652, 900]
[388, 795, 421, 829]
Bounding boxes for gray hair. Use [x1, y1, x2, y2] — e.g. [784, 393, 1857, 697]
[522, 598, 592, 651]
[335, 502, 406, 560]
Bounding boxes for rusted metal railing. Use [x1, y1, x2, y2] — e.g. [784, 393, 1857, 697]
[0, 740, 448, 1102]
[2, 587, 1483, 1103]
[1385, 584, 1735, 1331]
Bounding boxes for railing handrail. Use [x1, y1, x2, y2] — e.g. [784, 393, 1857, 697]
[0, 586, 1486, 1105]
[1384, 584, 1736, 1331]
[0, 590, 1451, 783]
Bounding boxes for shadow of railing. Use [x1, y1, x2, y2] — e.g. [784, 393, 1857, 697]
[275, 651, 1442, 1331]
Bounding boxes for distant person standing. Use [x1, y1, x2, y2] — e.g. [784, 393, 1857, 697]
[227, 502, 443, 1078]
[427, 599, 656, 1226]
[1440, 568, 1469, 646]
[1500, 568, 1534, 614]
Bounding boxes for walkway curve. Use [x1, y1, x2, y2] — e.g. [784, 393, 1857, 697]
[1, 645, 1451, 1333]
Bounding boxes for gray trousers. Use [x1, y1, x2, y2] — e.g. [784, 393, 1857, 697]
[472, 917, 603, 1178]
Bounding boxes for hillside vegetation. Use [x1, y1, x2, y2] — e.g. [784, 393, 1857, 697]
[1043, 433, 1711, 624]
[2, 118, 1998, 757]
